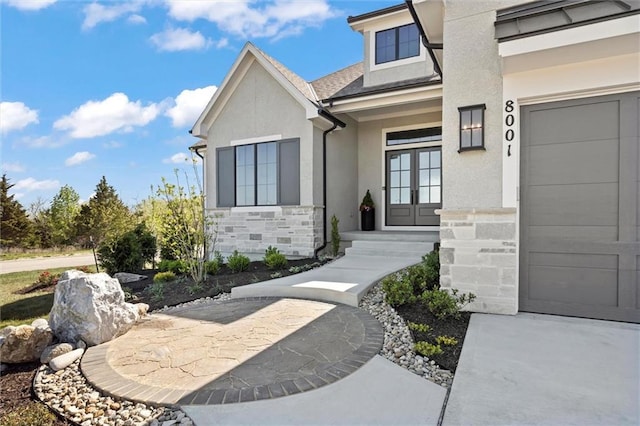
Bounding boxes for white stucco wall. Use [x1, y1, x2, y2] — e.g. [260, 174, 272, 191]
[312, 116, 359, 237]
[205, 60, 314, 208]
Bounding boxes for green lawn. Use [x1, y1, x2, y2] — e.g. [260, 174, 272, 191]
[0, 265, 96, 329]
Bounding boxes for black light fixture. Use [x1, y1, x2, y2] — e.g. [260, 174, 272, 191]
[458, 104, 486, 152]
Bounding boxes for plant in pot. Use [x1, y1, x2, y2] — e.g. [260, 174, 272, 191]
[360, 190, 375, 231]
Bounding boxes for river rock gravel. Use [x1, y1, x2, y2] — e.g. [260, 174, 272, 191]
[359, 282, 454, 387]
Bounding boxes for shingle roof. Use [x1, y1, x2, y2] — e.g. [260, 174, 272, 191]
[311, 62, 364, 100]
[327, 74, 441, 101]
[253, 44, 317, 102]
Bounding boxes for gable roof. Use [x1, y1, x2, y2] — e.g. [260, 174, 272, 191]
[191, 42, 324, 138]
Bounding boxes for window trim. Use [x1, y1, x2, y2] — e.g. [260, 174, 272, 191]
[374, 23, 420, 65]
[458, 104, 487, 153]
[217, 138, 300, 208]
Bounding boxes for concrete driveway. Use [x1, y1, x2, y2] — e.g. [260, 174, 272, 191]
[444, 313, 639, 425]
[0, 253, 96, 274]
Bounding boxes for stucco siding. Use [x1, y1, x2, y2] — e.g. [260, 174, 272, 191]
[205, 60, 314, 209]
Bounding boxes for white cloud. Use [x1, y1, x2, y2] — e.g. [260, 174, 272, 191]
[53, 92, 160, 139]
[165, 0, 337, 40]
[103, 140, 123, 149]
[65, 151, 96, 166]
[150, 27, 212, 52]
[1, 162, 25, 173]
[13, 177, 60, 192]
[16, 134, 67, 149]
[82, 1, 145, 30]
[127, 14, 146, 24]
[0, 101, 39, 133]
[163, 152, 189, 164]
[4, 0, 57, 11]
[165, 85, 217, 128]
[216, 38, 229, 49]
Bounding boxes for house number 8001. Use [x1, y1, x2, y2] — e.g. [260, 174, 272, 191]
[505, 100, 515, 156]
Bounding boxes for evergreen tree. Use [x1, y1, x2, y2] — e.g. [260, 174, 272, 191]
[75, 176, 131, 245]
[49, 185, 80, 246]
[0, 174, 34, 248]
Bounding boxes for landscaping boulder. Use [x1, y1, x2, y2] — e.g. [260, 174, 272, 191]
[114, 272, 147, 284]
[40, 342, 74, 364]
[49, 270, 142, 346]
[49, 348, 84, 371]
[0, 323, 54, 363]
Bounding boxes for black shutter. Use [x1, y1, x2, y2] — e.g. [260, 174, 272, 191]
[217, 147, 235, 207]
[278, 138, 300, 205]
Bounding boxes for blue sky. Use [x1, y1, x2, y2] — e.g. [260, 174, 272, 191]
[1, 0, 397, 209]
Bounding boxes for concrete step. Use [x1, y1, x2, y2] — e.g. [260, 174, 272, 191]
[341, 230, 439, 243]
[345, 240, 434, 258]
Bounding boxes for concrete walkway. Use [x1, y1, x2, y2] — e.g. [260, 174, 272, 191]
[444, 313, 640, 426]
[231, 254, 426, 306]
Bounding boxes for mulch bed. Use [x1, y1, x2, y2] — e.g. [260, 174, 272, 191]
[395, 304, 471, 372]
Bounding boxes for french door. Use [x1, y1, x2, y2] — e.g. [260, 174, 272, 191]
[385, 147, 441, 226]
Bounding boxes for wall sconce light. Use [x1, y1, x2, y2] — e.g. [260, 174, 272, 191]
[458, 104, 486, 152]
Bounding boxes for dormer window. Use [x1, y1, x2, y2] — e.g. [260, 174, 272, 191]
[375, 23, 420, 64]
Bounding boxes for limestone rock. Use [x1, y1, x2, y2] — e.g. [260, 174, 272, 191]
[49, 348, 84, 371]
[40, 343, 74, 364]
[0, 324, 53, 363]
[114, 272, 147, 284]
[135, 303, 149, 317]
[49, 271, 141, 346]
[31, 318, 49, 329]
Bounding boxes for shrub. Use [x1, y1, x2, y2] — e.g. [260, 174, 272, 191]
[97, 223, 156, 275]
[414, 341, 443, 357]
[0, 401, 58, 426]
[205, 259, 221, 275]
[35, 271, 60, 287]
[148, 281, 165, 302]
[436, 335, 458, 346]
[421, 250, 440, 291]
[153, 271, 176, 283]
[330, 215, 340, 257]
[227, 250, 250, 273]
[407, 321, 431, 333]
[420, 288, 476, 320]
[157, 259, 187, 274]
[381, 273, 416, 306]
[264, 247, 288, 270]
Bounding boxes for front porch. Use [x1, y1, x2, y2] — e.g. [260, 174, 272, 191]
[340, 230, 439, 258]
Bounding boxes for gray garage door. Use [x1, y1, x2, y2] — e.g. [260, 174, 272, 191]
[520, 91, 640, 323]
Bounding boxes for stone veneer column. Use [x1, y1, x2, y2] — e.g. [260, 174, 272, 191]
[206, 206, 323, 259]
[437, 208, 517, 315]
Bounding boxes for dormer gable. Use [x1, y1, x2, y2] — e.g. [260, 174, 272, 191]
[348, 3, 436, 88]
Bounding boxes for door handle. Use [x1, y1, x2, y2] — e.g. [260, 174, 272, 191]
[410, 189, 413, 205]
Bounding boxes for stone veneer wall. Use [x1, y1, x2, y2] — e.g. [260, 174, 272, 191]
[438, 208, 518, 315]
[207, 206, 323, 259]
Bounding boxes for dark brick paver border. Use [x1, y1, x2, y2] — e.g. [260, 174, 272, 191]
[81, 297, 383, 406]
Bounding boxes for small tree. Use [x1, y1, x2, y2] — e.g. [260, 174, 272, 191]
[331, 214, 340, 257]
[154, 165, 217, 284]
[49, 185, 80, 246]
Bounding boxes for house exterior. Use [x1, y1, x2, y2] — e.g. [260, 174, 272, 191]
[191, 0, 639, 323]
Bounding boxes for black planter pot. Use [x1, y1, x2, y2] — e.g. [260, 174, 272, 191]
[361, 209, 375, 231]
